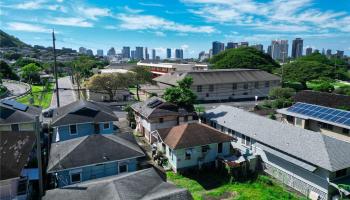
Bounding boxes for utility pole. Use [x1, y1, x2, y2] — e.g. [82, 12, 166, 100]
[52, 30, 60, 107]
[35, 116, 43, 199]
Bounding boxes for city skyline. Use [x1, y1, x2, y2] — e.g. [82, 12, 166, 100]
[1, 0, 350, 58]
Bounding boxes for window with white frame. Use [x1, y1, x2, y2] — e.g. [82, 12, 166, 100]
[103, 122, 110, 130]
[70, 170, 82, 184]
[185, 149, 192, 160]
[69, 124, 77, 135]
[119, 163, 128, 173]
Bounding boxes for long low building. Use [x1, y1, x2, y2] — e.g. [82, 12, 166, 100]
[203, 105, 350, 200]
[142, 69, 281, 102]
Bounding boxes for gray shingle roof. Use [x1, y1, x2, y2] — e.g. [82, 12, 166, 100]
[204, 105, 350, 172]
[43, 168, 193, 200]
[0, 100, 41, 124]
[131, 97, 190, 119]
[51, 100, 118, 127]
[47, 133, 145, 172]
[0, 131, 36, 180]
[154, 69, 281, 86]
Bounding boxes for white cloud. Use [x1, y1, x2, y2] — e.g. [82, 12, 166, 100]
[181, 44, 189, 51]
[124, 6, 143, 14]
[139, 2, 164, 7]
[104, 25, 118, 30]
[154, 31, 166, 37]
[14, 0, 44, 10]
[116, 14, 216, 34]
[7, 22, 50, 33]
[77, 6, 110, 20]
[47, 4, 67, 12]
[184, 0, 350, 33]
[45, 17, 93, 27]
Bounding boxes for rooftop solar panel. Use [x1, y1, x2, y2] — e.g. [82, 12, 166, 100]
[286, 102, 350, 128]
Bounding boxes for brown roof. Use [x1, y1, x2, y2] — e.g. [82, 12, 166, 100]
[293, 90, 350, 109]
[157, 123, 233, 150]
[0, 131, 36, 180]
[153, 69, 281, 86]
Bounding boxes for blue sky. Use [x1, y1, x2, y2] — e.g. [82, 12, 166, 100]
[1, 0, 350, 58]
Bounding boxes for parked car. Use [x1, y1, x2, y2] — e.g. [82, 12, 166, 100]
[42, 108, 54, 118]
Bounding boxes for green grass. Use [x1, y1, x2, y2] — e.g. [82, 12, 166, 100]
[307, 80, 350, 90]
[167, 171, 306, 200]
[17, 83, 54, 109]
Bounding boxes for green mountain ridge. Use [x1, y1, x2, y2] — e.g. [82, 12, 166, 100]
[0, 30, 30, 48]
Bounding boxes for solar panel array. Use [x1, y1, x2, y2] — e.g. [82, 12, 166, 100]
[1, 99, 29, 111]
[147, 99, 163, 108]
[287, 102, 350, 126]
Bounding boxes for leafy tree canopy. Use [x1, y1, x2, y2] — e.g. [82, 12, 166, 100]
[13, 58, 42, 69]
[163, 77, 196, 110]
[21, 63, 41, 83]
[0, 61, 19, 80]
[131, 66, 154, 100]
[210, 47, 280, 72]
[269, 87, 295, 100]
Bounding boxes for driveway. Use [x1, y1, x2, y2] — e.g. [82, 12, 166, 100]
[50, 76, 77, 108]
[2, 81, 30, 97]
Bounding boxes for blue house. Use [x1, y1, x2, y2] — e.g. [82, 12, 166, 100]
[50, 100, 118, 142]
[47, 133, 145, 187]
[155, 123, 233, 172]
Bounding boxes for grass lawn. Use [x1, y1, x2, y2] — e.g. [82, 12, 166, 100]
[17, 83, 54, 109]
[167, 170, 306, 200]
[307, 80, 350, 90]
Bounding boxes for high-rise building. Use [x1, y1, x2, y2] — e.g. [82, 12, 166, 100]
[97, 49, 103, 57]
[145, 47, 149, 60]
[122, 46, 130, 58]
[271, 40, 288, 61]
[175, 49, 183, 59]
[252, 44, 263, 52]
[86, 49, 93, 56]
[322, 48, 325, 55]
[336, 50, 344, 58]
[79, 47, 87, 54]
[226, 42, 238, 49]
[326, 49, 332, 57]
[166, 48, 171, 59]
[198, 51, 205, 59]
[107, 47, 116, 56]
[314, 49, 320, 54]
[267, 45, 272, 56]
[131, 50, 135, 60]
[212, 41, 225, 56]
[306, 47, 313, 56]
[291, 38, 303, 59]
[240, 42, 249, 47]
[152, 49, 156, 60]
[135, 47, 144, 60]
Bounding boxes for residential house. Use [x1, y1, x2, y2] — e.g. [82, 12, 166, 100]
[51, 100, 118, 142]
[131, 97, 195, 143]
[0, 99, 41, 200]
[293, 90, 350, 109]
[47, 133, 145, 187]
[154, 123, 233, 172]
[277, 102, 350, 142]
[204, 105, 350, 200]
[142, 69, 281, 101]
[43, 168, 193, 200]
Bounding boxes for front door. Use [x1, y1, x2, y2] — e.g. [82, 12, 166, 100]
[94, 123, 100, 134]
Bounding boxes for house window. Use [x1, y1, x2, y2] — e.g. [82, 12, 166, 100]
[210, 121, 217, 128]
[243, 83, 248, 89]
[159, 118, 164, 123]
[241, 134, 246, 144]
[246, 136, 251, 146]
[11, 124, 19, 132]
[184, 116, 188, 122]
[335, 169, 347, 178]
[254, 82, 259, 89]
[69, 124, 77, 135]
[243, 92, 248, 95]
[286, 115, 294, 123]
[265, 81, 270, 88]
[318, 122, 333, 130]
[295, 118, 302, 126]
[185, 149, 192, 160]
[209, 85, 214, 92]
[232, 83, 237, 90]
[197, 85, 202, 92]
[217, 143, 223, 154]
[70, 171, 82, 184]
[202, 145, 210, 153]
[103, 122, 110, 130]
[343, 128, 349, 135]
[119, 164, 128, 173]
[221, 126, 225, 132]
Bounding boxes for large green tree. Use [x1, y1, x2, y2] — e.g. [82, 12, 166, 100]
[21, 63, 41, 83]
[0, 61, 19, 80]
[13, 58, 42, 69]
[282, 60, 334, 88]
[163, 77, 196, 109]
[210, 47, 280, 72]
[131, 66, 153, 101]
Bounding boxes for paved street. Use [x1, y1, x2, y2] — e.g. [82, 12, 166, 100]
[50, 76, 77, 108]
[2, 81, 30, 97]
